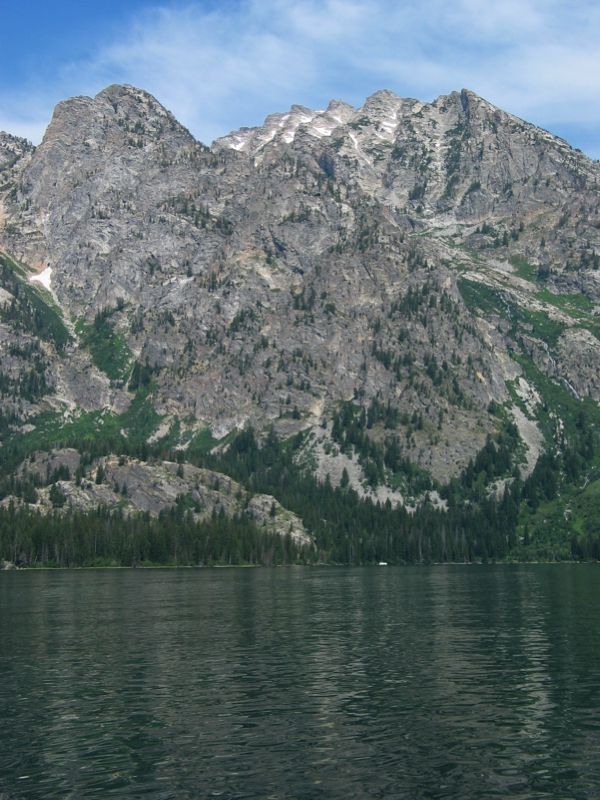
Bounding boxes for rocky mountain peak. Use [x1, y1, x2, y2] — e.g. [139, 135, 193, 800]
[38, 83, 196, 153]
[1, 83, 600, 564]
[0, 132, 33, 174]
[361, 87, 409, 113]
[97, 82, 169, 110]
[326, 98, 354, 115]
[1, 83, 599, 494]
[214, 99, 355, 155]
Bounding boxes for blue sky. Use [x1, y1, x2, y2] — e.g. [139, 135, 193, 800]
[2, 0, 599, 158]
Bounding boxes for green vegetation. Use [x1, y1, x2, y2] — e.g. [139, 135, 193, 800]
[441, 419, 521, 506]
[2, 333, 598, 565]
[513, 354, 599, 444]
[535, 287, 593, 315]
[1, 255, 599, 565]
[515, 475, 600, 561]
[460, 263, 600, 346]
[176, 374, 600, 563]
[185, 426, 239, 459]
[0, 340, 50, 403]
[458, 277, 566, 345]
[186, 427, 219, 455]
[457, 277, 506, 317]
[0, 388, 163, 479]
[516, 304, 566, 346]
[0, 254, 70, 350]
[0, 505, 306, 568]
[330, 399, 433, 495]
[76, 307, 132, 381]
[506, 352, 600, 559]
[510, 255, 538, 282]
[191, 427, 522, 563]
[531, 287, 600, 342]
[1, 378, 600, 565]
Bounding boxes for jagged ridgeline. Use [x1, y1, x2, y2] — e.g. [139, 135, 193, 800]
[1, 85, 600, 566]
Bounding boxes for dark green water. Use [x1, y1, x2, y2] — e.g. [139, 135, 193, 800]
[1, 565, 600, 799]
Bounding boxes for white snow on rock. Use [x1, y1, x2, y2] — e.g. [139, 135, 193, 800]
[228, 138, 247, 152]
[215, 100, 355, 155]
[30, 266, 53, 291]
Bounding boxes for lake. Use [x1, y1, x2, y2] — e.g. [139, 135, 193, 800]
[1, 565, 599, 799]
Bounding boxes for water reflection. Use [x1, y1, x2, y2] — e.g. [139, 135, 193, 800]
[1, 565, 600, 799]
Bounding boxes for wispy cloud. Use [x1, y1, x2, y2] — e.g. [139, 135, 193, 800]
[2, 0, 599, 157]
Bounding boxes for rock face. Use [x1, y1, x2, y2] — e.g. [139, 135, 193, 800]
[9, 449, 311, 547]
[0, 84, 599, 509]
[0, 132, 33, 174]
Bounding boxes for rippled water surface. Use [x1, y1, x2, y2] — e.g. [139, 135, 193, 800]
[1, 565, 600, 799]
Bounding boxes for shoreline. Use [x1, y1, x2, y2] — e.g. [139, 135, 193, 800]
[2, 560, 598, 572]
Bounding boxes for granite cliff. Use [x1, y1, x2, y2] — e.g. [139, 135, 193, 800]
[1, 85, 599, 560]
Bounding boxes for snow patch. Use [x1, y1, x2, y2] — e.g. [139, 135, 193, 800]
[257, 128, 277, 147]
[347, 132, 373, 166]
[217, 100, 356, 155]
[348, 132, 359, 150]
[30, 266, 52, 292]
[307, 119, 339, 138]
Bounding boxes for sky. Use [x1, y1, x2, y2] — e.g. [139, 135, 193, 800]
[1, 0, 599, 158]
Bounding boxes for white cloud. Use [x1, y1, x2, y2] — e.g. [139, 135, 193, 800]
[1, 0, 599, 158]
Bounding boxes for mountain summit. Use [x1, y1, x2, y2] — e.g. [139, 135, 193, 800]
[1, 86, 599, 563]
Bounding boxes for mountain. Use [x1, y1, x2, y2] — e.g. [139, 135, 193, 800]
[1, 85, 600, 566]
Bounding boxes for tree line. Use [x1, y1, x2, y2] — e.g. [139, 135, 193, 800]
[2, 387, 599, 567]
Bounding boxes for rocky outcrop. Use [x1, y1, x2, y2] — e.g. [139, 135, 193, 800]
[0, 84, 599, 503]
[12, 449, 312, 547]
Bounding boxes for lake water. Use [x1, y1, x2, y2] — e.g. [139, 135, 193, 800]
[1, 565, 599, 799]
